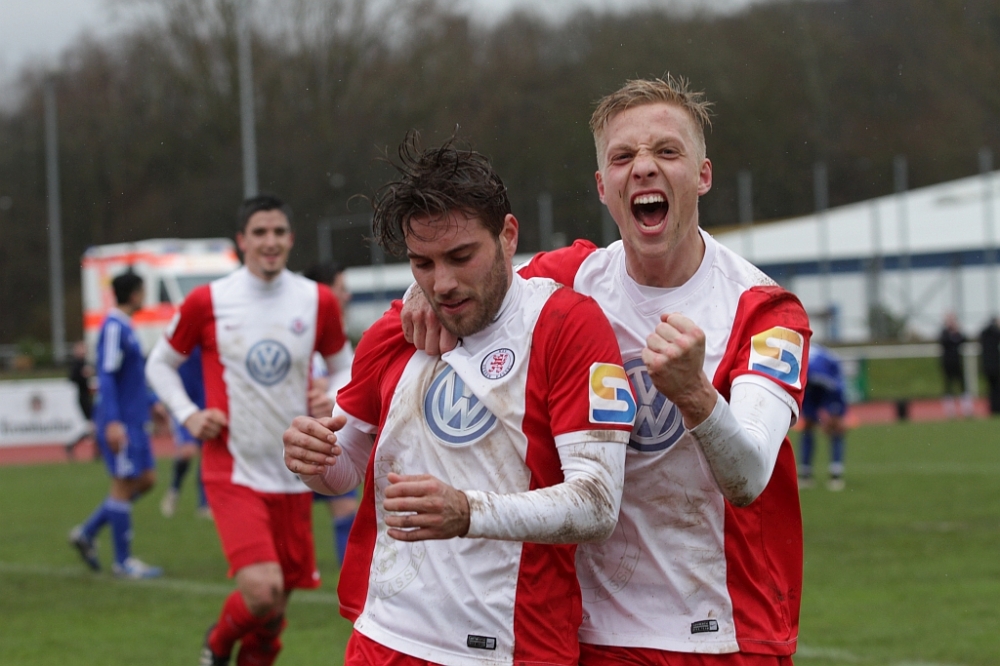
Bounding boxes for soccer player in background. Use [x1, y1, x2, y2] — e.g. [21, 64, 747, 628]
[282, 136, 636, 665]
[69, 271, 164, 579]
[404, 77, 812, 665]
[145, 195, 351, 666]
[797, 343, 849, 491]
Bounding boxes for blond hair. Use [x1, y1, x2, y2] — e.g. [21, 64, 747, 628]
[590, 75, 714, 166]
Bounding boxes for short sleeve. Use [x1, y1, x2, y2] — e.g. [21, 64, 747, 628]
[715, 286, 812, 411]
[516, 240, 597, 286]
[314, 285, 348, 357]
[533, 288, 636, 441]
[165, 285, 213, 356]
[334, 301, 414, 428]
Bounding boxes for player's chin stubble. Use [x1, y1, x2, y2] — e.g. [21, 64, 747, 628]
[437, 244, 508, 339]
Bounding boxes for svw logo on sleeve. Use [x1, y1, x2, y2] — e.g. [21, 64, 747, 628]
[748, 326, 804, 388]
[589, 363, 637, 425]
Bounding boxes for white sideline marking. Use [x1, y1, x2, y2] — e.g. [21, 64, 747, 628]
[783, 646, 966, 666]
[0, 561, 338, 605]
[851, 462, 1000, 475]
[796, 645, 861, 661]
[0, 562, 973, 665]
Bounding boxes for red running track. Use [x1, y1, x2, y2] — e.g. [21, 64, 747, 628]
[2, 397, 992, 467]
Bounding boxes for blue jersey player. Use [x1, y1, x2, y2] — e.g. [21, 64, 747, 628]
[69, 272, 164, 578]
[798, 343, 849, 491]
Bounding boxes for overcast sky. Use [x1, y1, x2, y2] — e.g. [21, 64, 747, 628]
[0, 0, 764, 82]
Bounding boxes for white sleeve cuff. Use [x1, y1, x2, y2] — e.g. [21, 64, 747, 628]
[302, 411, 374, 495]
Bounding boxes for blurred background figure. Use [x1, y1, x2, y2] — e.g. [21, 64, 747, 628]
[303, 262, 357, 565]
[159, 346, 212, 519]
[798, 343, 849, 491]
[66, 340, 96, 460]
[68, 272, 163, 579]
[939, 313, 972, 418]
[979, 316, 1000, 415]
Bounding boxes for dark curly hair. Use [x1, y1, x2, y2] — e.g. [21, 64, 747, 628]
[371, 132, 511, 256]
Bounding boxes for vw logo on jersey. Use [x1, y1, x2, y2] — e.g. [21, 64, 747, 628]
[749, 326, 804, 389]
[246, 339, 292, 386]
[424, 365, 498, 446]
[624, 358, 685, 453]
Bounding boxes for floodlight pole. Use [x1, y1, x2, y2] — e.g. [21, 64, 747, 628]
[814, 161, 832, 338]
[894, 155, 911, 325]
[44, 77, 67, 364]
[238, 1, 258, 198]
[980, 147, 996, 316]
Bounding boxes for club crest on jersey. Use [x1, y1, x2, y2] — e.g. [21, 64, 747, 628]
[481, 348, 515, 380]
[246, 339, 292, 386]
[425, 366, 498, 446]
[624, 358, 685, 452]
[748, 326, 804, 388]
[289, 317, 308, 335]
[589, 363, 637, 425]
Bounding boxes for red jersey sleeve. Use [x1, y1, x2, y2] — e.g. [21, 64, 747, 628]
[516, 239, 598, 286]
[531, 288, 636, 439]
[335, 300, 414, 427]
[314, 284, 347, 357]
[165, 284, 214, 355]
[714, 286, 812, 410]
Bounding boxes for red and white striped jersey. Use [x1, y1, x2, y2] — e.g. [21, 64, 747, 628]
[163, 267, 346, 493]
[336, 276, 635, 666]
[520, 230, 810, 657]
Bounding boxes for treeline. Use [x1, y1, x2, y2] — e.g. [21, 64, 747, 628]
[0, 0, 998, 343]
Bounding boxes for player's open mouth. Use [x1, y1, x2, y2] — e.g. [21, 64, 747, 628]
[631, 193, 669, 228]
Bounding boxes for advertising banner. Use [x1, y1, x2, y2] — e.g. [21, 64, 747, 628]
[0, 379, 89, 447]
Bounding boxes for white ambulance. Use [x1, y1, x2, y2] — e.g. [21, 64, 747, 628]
[81, 238, 241, 357]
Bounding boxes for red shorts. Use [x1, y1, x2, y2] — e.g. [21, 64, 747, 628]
[204, 481, 319, 590]
[345, 631, 445, 666]
[579, 644, 794, 666]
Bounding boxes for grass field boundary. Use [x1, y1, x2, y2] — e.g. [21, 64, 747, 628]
[849, 461, 1000, 475]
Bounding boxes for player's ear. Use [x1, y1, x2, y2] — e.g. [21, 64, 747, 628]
[500, 215, 518, 260]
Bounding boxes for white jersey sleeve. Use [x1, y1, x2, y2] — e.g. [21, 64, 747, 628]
[146, 336, 199, 426]
[464, 436, 625, 543]
[688, 383, 792, 506]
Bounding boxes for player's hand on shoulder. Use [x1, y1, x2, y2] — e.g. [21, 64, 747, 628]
[282, 414, 346, 476]
[184, 408, 228, 441]
[383, 473, 471, 541]
[401, 285, 458, 355]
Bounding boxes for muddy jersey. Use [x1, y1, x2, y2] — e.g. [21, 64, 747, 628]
[164, 267, 346, 493]
[335, 276, 636, 666]
[520, 229, 810, 656]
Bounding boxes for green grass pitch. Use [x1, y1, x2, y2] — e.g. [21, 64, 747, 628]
[2, 418, 999, 665]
